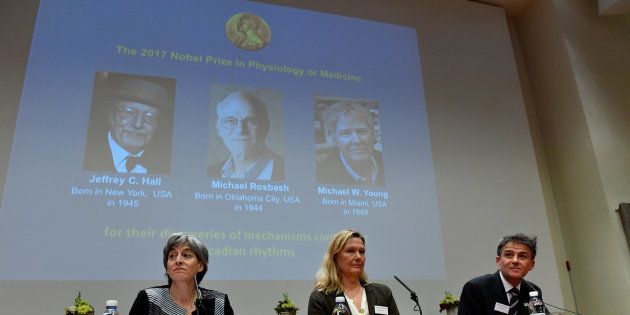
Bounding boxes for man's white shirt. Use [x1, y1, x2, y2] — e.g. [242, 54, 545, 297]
[108, 131, 147, 174]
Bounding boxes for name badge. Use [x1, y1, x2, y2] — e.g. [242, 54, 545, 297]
[494, 302, 509, 314]
[374, 305, 388, 314]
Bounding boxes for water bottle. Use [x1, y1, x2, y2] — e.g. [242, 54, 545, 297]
[103, 300, 119, 315]
[332, 296, 349, 315]
[528, 291, 545, 315]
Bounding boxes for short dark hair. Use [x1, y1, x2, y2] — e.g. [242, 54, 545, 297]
[497, 233, 538, 258]
[162, 233, 209, 285]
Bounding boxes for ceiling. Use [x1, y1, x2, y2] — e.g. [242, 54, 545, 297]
[470, 0, 630, 17]
[468, 0, 534, 18]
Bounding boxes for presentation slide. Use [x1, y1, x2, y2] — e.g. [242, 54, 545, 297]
[0, 0, 443, 281]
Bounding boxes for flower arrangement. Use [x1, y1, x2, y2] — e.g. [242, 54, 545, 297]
[65, 292, 95, 315]
[274, 292, 299, 314]
[439, 291, 460, 313]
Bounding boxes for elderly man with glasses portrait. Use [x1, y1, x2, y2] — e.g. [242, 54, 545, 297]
[83, 72, 175, 174]
[207, 90, 285, 181]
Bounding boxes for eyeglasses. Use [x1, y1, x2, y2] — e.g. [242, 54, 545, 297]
[116, 105, 159, 126]
[219, 116, 260, 130]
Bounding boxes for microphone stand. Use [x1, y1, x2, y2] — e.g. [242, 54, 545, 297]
[194, 275, 204, 313]
[394, 275, 422, 315]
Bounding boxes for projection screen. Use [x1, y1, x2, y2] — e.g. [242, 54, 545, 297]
[0, 0, 442, 282]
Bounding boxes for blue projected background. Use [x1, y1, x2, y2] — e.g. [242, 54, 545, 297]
[0, 0, 442, 281]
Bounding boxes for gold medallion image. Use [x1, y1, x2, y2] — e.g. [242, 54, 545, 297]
[226, 13, 271, 51]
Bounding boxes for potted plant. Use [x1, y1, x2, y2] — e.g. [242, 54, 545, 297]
[65, 292, 95, 315]
[274, 292, 299, 315]
[439, 291, 460, 314]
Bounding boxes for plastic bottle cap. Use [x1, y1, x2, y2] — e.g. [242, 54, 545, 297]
[528, 291, 539, 297]
[106, 300, 118, 307]
[335, 296, 346, 303]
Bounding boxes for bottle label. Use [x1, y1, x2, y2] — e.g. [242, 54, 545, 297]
[333, 304, 349, 315]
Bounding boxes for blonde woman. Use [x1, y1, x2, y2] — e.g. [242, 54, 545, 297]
[308, 229, 399, 315]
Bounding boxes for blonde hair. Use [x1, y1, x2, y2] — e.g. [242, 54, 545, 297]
[314, 229, 369, 293]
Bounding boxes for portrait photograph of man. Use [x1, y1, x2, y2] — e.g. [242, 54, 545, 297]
[207, 85, 285, 181]
[314, 97, 385, 186]
[82, 71, 176, 174]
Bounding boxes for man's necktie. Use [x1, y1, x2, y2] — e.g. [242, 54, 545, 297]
[508, 288, 520, 315]
[125, 155, 143, 172]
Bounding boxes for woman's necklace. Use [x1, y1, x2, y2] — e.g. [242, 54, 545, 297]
[170, 288, 196, 314]
[345, 285, 365, 314]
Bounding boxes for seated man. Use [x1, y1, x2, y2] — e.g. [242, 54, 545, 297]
[458, 233, 547, 315]
[316, 101, 384, 186]
[208, 91, 284, 180]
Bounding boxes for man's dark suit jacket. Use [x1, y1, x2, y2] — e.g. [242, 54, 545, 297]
[458, 271, 545, 315]
[207, 149, 285, 181]
[307, 283, 399, 315]
[83, 133, 171, 174]
[316, 148, 385, 186]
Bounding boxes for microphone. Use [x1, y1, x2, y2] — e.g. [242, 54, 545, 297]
[194, 274, 203, 310]
[394, 275, 423, 315]
[521, 279, 582, 315]
[541, 301, 582, 315]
